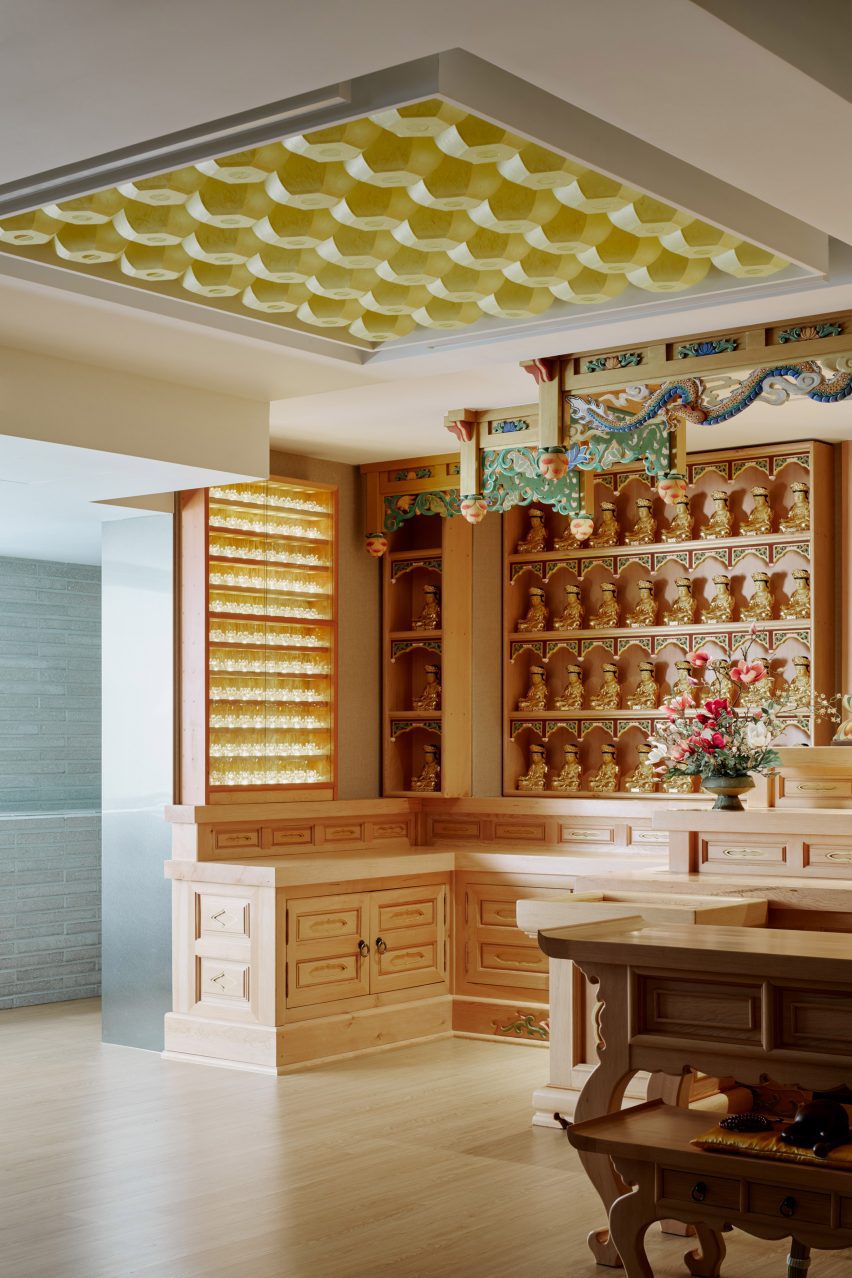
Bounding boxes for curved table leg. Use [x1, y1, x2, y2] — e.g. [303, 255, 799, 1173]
[648, 1070, 695, 1238]
[685, 1223, 727, 1278]
[608, 1162, 656, 1278]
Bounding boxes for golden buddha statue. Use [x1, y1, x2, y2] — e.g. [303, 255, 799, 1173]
[740, 485, 773, 536]
[780, 481, 810, 534]
[516, 506, 548, 554]
[412, 583, 440, 630]
[517, 665, 548, 711]
[518, 743, 548, 791]
[705, 573, 735, 624]
[554, 582, 583, 629]
[554, 526, 580, 551]
[589, 581, 619, 629]
[411, 743, 440, 792]
[671, 659, 697, 703]
[624, 496, 656, 546]
[626, 579, 656, 627]
[590, 662, 620, 710]
[701, 489, 732, 540]
[554, 664, 584, 710]
[587, 744, 619, 794]
[785, 655, 811, 708]
[707, 659, 734, 702]
[626, 660, 658, 709]
[624, 742, 657, 793]
[413, 663, 441, 710]
[663, 576, 696, 627]
[662, 772, 694, 794]
[517, 586, 549, 632]
[551, 743, 582, 793]
[662, 495, 693, 543]
[589, 501, 619, 548]
[739, 668, 774, 708]
[781, 568, 811, 620]
[741, 571, 774, 622]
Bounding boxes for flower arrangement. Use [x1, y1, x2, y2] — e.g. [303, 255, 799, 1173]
[647, 629, 839, 799]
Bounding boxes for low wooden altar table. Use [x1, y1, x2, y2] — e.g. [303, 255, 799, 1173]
[538, 921, 852, 1268]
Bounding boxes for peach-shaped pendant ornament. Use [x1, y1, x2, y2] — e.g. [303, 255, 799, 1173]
[569, 511, 595, 542]
[538, 446, 569, 481]
[657, 472, 688, 504]
[460, 494, 487, 525]
[365, 531, 389, 558]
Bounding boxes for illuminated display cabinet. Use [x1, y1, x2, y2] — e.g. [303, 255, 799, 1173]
[179, 477, 337, 803]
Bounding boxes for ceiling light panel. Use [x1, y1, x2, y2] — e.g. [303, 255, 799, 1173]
[0, 99, 789, 346]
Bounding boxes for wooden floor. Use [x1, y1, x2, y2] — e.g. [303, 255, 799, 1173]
[0, 1001, 847, 1278]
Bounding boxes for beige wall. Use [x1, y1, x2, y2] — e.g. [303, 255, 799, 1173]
[270, 450, 380, 800]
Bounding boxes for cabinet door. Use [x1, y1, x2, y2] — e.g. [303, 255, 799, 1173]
[463, 884, 564, 992]
[369, 884, 447, 994]
[286, 892, 371, 1007]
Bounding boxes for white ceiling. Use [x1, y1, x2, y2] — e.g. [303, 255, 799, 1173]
[0, 0, 850, 508]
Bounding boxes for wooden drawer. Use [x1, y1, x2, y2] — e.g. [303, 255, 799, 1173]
[781, 777, 852, 801]
[198, 957, 250, 1007]
[198, 894, 250, 938]
[291, 953, 368, 1003]
[840, 1196, 852, 1229]
[371, 884, 446, 994]
[213, 827, 261, 851]
[494, 820, 547, 843]
[659, 1167, 740, 1212]
[270, 825, 313, 848]
[637, 974, 762, 1044]
[477, 942, 548, 984]
[778, 986, 852, 1055]
[290, 894, 366, 945]
[323, 822, 364, 844]
[374, 889, 437, 934]
[805, 842, 852, 869]
[701, 838, 787, 866]
[374, 939, 443, 992]
[747, 1181, 831, 1226]
[463, 883, 567, 993]
[559, 824, 615, 845]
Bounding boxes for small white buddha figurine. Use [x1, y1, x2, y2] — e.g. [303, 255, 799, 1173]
[518, 742, 548, 791]
[554, 664, 584, 710]
[705, 573, 735, 624]
[551, 742, 582, 793]
[701, 489, 733, 540]
[589, 501, 619, 548]
[626, 660, 658, 709]
[662, 495, 693, 543]
[785, 654, 811, 708]
[781, 568, 811, 620]
[624, 496, 656, 546]
[412, 583, 440, 630]
[590, 662, 621, 710]
[516, 586, 549, 632]
[587, 743, 619, 794]
[517, 664, 548, 711]
[626, 579, 656, 627]
[589, 581, 619, 629]
[740, 485, 773, 536]
[516, 506, 548, 554]
[554, 582, 583, 629]
[413, 663, 441, 710]
[779, 481, 810, 534]
[624, 742, 657, 793]
[663, 576, 696, 626]
[411, 742, 440, 792]
[741, 570, 774, 622]
[671, 658, 698, 703]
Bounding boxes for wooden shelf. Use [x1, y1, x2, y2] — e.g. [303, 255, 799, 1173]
[508, 529, 812, 568]
[388, 629, 443, 641]
[508, 619, 812, 643]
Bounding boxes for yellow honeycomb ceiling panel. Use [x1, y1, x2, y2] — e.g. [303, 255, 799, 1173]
[0, 98, 789, 346]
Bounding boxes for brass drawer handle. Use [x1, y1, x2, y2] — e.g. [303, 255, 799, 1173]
[358, 939, 370, 957]
[375, 937, 388, 954]
[780, 1196, 796, 1218]
[691, 1182, 707, 1204]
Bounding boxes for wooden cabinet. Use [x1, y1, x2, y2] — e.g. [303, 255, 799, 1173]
[286, 883, 448, 1009]
[179, 476, 337, 804]
[503, 441, 834, 797]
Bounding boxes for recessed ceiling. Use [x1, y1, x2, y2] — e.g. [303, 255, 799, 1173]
[0, 97, 793, 350]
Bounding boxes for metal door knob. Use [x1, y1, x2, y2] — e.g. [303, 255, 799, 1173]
[691, 1182, 707, 1203]
[358, 939, 369, 957]
[375, 937, 388, 954]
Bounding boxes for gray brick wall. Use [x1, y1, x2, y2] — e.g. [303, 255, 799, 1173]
[0, 557, 101, 1006]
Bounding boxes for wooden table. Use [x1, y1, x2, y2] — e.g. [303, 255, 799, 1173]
[538, 921, 852, 1267]
[568, 1100, 852, 1278]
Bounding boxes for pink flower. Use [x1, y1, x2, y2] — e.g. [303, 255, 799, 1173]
[749, 622, 758, 636]
[751, 708, 763, 720]
[688, 649, 711, 669]
[730, 659, 766, 685]
[711, 732, 726, 749]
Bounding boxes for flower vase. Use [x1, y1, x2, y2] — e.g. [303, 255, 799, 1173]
[701, 775, 755, 811]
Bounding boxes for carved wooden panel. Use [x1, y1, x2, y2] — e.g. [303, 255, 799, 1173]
[286, 891, 371, 1007]
[701, 838, 788, 866]
[198, 894, 250, 938]
[777, 986, 852, 1056]
[270, 825, 314, 847]
[559, 824, 615, 844]
[213, 827, 261, 850]
[370, 884, 446, 995]
[636, 974, 763, 1043]
[198, 957, 250, 1007]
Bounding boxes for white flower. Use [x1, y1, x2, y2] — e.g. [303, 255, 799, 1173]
[745, 720, 772, 750]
